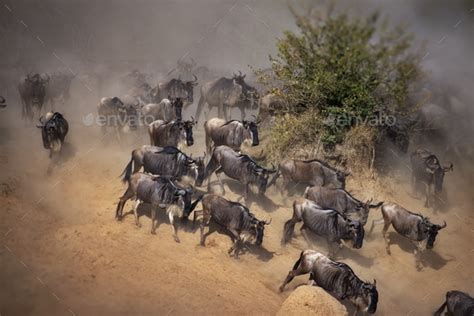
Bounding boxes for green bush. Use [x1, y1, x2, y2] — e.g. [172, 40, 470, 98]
[257, 9, 422, 160]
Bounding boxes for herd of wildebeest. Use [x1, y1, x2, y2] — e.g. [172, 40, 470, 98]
[8, 68, 473, 315]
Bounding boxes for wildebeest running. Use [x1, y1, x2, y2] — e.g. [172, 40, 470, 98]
[204, 117, 259, 154]
[410, 148, 453, 208]
[279, 250, 378, 315]
[116, 173, 199, 242]
[304, 186, 383, 225]
[369, 203, 446, 269]
[282, 199, 365, 257]
[196, 194, 271, 258]
[434, 290, 474, 316]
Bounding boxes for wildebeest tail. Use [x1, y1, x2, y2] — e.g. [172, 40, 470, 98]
[267, 165, 280, 187]
[292, 251, 305, 270]
[120, 157, 134, 183]
[433, 301, 447, 316]
[282, 200, 303, 245]
[186, 195, 204, 218]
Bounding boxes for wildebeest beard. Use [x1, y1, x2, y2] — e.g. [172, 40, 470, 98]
[351, 221, 365, 249]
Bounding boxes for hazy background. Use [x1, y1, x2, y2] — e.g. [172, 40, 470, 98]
[0, 0, 473, 157]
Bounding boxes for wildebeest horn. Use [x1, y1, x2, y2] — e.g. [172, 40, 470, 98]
[238, 70, 242, 76]
[264, 218, 272, 225]
[191, 116, 196, 123]
[373, 279, 376, 285]
[439, 221, 447, 229]
[192, 74, 198, 82]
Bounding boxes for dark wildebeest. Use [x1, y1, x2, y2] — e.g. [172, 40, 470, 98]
[369, 203, 447, 269]
[18, 73, 49, 122]
[269, 158, 350, 197]
[148, 118, 195, 148]
[97, 96, 139, 141]
[280, 250, 378, 315]
[141, 97, 183, 123]
[204, 117, 259, 154]
[36, 112, 69, 159]
[197, 194, 271, 257]
[410, 149, 453, 208]
[282, 199, 365, 257]
[45, 70, 75, 109]
[120, 146, 205, 186]
[304, 186, 383, 225]
[196, 73, 259, 122]
[0, 96, 6, 108]
[115, 173, 199, 242]
[151, 76, 198, 105]
[200, 145, 276, 199]
[434, 290, 474, 316]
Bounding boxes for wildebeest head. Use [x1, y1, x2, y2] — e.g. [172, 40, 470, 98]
[348, 220, 365, 249]
[232, 71, 259, 108]
[243, 117, 260, 146]
[431, 162, 453, 193]
[182, 117, 197, 146]
[183, 74, 198, 103]
[361, 280, 378, 314]
[425, 219, 447, 249]
[171, 97, 184, 120]
[254, 164, 277, 194]
[37, 113, 63, 150]
[252, 218, 271, 246]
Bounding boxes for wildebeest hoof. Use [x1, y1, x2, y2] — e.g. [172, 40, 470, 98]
[151, 230, 156, 235]
[279, 286, 285, 292]
[174, 236, 180, 243]
[136, 223, 142, 228]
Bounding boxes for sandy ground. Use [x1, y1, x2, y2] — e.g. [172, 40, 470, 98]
[0, 102, 473, 316]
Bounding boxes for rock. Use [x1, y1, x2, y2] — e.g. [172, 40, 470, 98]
[277, 285, 348, 316]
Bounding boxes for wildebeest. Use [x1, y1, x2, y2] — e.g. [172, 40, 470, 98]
[279, 250, 378, 315]
[18, 73, 49, 122]
[45, 70, 75, 109]
[304, 186, 383, 225]
[434, 290, 474, 316]
[0, 96, 6, 108]
[97, 96, 139, 140]
[196, 77, 246, 121]
[36, 111, 69, 159]
[148, 119, 195, 148]
[410, 149, 453, 208]
[121, 146, 205, 186]
[282, 199, 365, 257]
[200, 145, 276, 199]
[269, 158, 350, 196]
[151, 77, 198, 104]
[115, 173, 199, 242]
[141, 97, 183, 123]
[204, 117, 259, 154]
[369, 203, 446, 269]
[197, 194, 271, 257]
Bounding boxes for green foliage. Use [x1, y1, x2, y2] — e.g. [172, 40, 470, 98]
[258, 9, 422, 159]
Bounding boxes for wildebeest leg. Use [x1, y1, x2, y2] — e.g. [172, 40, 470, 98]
[279, 252, 312, 292]
[382, 220, 392, 255]
[227, 228, 241, 257]
[200, 210, 212, 246]
[151, 206, 158, 234]
[215, 167, 225, 194]
[133, 199, 141, 227]
[168, 211, 180, 243]
[200, 221, 217, 247]
[413, 240, 425, 270]
[116, 186, 135, 221]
